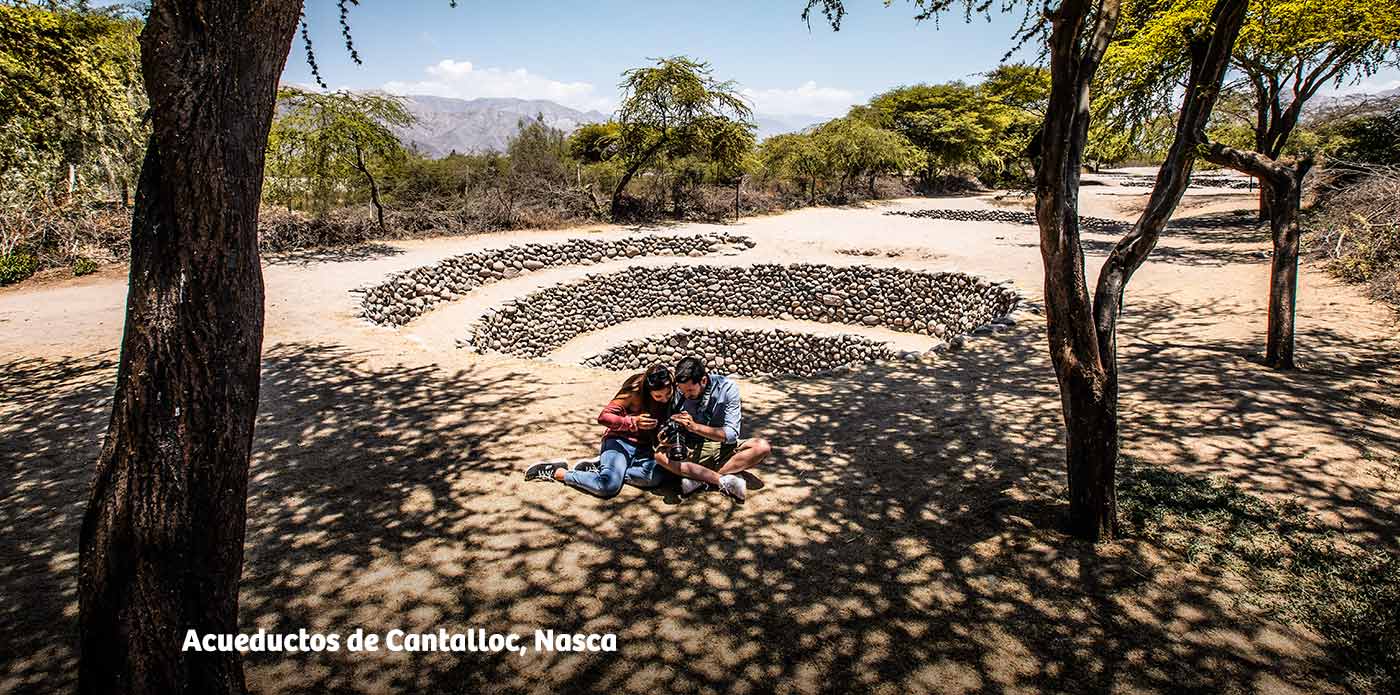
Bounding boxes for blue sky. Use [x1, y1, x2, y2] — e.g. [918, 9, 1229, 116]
[283, 0, 1043, 117]
[105, 0, 1400, 119]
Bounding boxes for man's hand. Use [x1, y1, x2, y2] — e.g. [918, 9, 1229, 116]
[634, 414, 658, 430]
[670, 411, 696, 431]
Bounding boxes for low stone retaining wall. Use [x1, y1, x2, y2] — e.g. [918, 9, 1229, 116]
[464, 263, 1022, 358]
[885, 208, 1125, 232]
[582, 328, 909, 377]
[358, 232, 754, 326]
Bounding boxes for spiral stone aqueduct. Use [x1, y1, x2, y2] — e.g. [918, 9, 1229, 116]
[357, 225, 1024, 377]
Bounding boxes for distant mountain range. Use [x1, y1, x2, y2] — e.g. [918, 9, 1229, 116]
[389, 94, 609, 158]
[383, 93, 824, 158]
[1304, 86, 1400, 117]
[383, 86, 1400, 158]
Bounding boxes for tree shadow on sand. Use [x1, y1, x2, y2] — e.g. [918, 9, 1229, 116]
[3, 300, 1396, 693]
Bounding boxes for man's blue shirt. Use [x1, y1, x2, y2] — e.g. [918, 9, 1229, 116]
[673, 373, 741, 444]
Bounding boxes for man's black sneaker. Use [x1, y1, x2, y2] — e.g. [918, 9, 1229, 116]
[573, 457, 601, 473]
[525, 459, 568, 482]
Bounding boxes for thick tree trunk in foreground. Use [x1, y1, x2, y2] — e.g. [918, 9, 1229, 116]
[1034, 0, 1124, 541]
[78, 2, 302, 694]
[1035, 0, 1246, 540]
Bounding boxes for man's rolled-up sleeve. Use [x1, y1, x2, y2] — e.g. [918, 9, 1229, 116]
[721, 384, 741, 444]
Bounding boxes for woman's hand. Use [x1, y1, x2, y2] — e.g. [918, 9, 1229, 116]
[634, 414, 658, 430]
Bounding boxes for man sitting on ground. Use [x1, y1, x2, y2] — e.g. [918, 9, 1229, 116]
[669, 356, 772, 502]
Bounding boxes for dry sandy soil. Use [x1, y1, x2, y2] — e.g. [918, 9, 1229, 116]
[3, 176, 1398, 694]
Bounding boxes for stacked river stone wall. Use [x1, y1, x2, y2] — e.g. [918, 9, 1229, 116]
[358, 233, 754, 326]
[886, 208, 1125, 232]
[582, 329, 907, 377]
[1115, 173, 1252, 189]
[465, 263, 1021, 358]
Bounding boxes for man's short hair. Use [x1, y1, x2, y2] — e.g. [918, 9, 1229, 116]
[675, 356, 706, 384]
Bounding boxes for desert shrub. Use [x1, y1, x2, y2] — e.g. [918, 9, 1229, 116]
[72, 257, 98, 276]
[1309, 166, 1400, 308]
[0, 196, 130, 273]
[1, 251, 39, 285]
[257, 207, 379, 252]
[1334, 105, 1400, 166]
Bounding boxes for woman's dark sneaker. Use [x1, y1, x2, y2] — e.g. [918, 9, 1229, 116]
[573, 457, 601, 473]
[525, 459, 568, 482]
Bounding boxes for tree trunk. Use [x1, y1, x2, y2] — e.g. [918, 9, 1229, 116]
[1035, 0, 1245, 541]
[1199, 141, 1313, 371]
[354, 143, 386, 231]
[734, 177, 741, 221]
[1063, 374, 1120, 538]
[1263, 161, 1310, 369]
[1032, 0, 1123, 541]
[77, 3, 302, 695]
[610, 138, 666, 219]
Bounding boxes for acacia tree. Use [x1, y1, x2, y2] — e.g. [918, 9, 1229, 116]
[0, 2, 146, 203]
[1227, 0, 1400, 218]
[1099, 0, 1399, 369]
[866, 81, 1016, 186]
[807, 0, 1249, 540]
[266, 87, 413, 229]
[610, 56, 752, 218]
[814, 115, 920, 197]
[1202, 0, 1399, 368]
[691, 116, 757, 219]
[760, 131, 828, 204]
[77, 1, 301, 693]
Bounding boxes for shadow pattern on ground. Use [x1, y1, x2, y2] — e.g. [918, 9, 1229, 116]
[7, 297, 1397, 692]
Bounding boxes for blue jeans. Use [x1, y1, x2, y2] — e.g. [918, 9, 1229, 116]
[563, 436, 672, 498]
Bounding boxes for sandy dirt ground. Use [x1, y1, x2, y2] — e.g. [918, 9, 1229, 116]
[3, 176, 1398, 694]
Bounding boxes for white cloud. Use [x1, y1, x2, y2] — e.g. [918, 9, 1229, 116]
[740, 81, 861, 118]
[384, 59, 614, 112]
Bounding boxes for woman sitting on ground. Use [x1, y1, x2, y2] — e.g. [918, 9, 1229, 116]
[520, 367, 728, 496]
[524, 364, 725, 498]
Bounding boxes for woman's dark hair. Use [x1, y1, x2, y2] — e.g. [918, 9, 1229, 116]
[613, 364, 674, 421]
[675, 356, 706, 384]
[644, 363, 673, 391]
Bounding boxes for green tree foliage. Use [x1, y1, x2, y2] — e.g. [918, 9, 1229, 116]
[1332, 103, 1400, 165]
[507, 114, 571, 183]
[265, 87, 414, 229]
[0, 1, 145, 201]
[1231, 0, 1400, 161]
[813, 116, 921, 197]
[568, 121, 621, 163]
[610, 56, 753, 217]
[1096, 0, 1400, 171]
[498, 115, 577, 223]
[866, 79, 1036, 187]
[759, 132, 828, 204]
